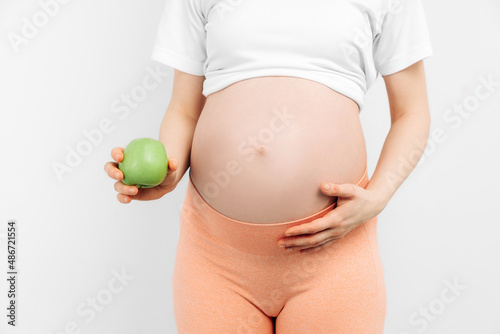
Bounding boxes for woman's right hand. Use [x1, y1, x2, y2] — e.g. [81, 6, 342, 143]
[103, 147, 179, 204]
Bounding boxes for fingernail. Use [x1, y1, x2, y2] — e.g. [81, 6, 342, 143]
[129, 188, 135, 194]
[286, 248, 294, 252]
[114, 172, 120, 179]
[115, 154, 120, 161]
[324, 184, 330, 191]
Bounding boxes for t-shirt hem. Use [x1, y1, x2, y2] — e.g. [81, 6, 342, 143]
[151, 47, 205, 76]
[377, 43, 434, 76]
[203, 69, 366, 111]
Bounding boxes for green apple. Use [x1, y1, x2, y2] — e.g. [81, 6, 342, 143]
[118, 138, 169, 188]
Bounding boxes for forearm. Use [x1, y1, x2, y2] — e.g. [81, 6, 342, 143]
[365, 112, 430, 209]
[158, 110, 198, 185]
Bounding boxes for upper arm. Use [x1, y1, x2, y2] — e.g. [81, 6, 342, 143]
[371, 0, 433, 121]
[168, 69, 206, 122]
[150, 0, 207, 121]
[382, 60, 431, 123]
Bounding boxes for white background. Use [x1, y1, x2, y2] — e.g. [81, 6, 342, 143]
[0, 0, 499, 333]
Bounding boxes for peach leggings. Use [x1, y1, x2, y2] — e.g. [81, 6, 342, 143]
[174, 168, 386, 333]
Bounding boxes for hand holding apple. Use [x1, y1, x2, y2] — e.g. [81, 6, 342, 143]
[103, 139, 180, 204]
[119, 138, 169, 188]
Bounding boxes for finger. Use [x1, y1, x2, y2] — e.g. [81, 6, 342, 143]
[321, 182, 358, 198]
[293, 234, 344, 253]
[300, 238, 337, 254]
[104, 161, 123, 180]
[111, 147, 124, 162]
[117, 193, 132, 204]
[284, 210, 343, 237]
[116, 188, 147, 203]
[166, 157, 178, 175]
[127, 187, 166, 201]
[281, 228, 334, 249]
[114, 180, 138, 196]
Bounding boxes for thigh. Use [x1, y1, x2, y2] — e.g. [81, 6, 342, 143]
[173, 274, 273, 334]
[173, 210, 274, 334]
[276, 217, 386, 334]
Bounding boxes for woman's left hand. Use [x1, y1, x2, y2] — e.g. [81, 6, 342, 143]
[278, 181, 386, 254]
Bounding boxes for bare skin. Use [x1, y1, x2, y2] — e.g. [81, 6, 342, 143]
[189, 76, 366, 223]
[104, 60, 431, 253]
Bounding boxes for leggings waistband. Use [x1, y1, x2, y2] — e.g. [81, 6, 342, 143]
[183, 168, 369, 256]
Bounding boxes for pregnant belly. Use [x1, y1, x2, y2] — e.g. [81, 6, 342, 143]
[189, 76, 367, 224]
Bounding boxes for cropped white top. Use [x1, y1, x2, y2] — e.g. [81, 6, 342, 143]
[151, 0, 433, 111]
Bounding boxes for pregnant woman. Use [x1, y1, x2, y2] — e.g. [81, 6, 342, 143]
[104, 0, 433, 332]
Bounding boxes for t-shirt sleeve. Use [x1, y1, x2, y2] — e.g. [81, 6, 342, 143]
[373, 0, 433, 76]
[151, 0, 207, 76]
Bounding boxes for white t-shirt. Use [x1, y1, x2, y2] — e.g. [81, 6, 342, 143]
[151, 0, 433, 111]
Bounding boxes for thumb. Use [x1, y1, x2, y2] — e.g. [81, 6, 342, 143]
[321, 182, 357, 198]
[167, 157, 179, 175]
